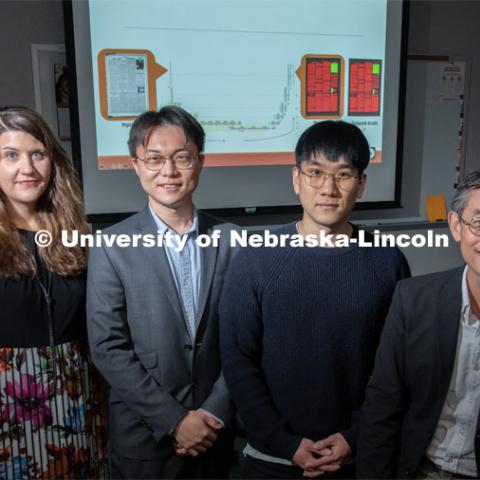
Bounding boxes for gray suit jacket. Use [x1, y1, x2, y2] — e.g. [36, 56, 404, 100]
[86, 207, 237, 459]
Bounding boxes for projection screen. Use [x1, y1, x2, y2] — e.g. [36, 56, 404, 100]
[66, 0, 407, 217]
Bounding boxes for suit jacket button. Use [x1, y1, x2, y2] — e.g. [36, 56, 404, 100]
[184, 344, 193, 351]
[192, 382, 198, 389]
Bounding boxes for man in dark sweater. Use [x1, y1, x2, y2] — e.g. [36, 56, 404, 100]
[219, 121, 410, 479]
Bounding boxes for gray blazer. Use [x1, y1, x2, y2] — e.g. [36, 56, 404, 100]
[86, 207, 237, 459]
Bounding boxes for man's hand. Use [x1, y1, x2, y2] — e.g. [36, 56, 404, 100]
[303, 433, 351, 478]
[173, 440, 212, 458]
[173, 440, 190, 457]
[173, 410, 221, 454]
[173, 440, 207, 458]
[292, 438, 323, 473]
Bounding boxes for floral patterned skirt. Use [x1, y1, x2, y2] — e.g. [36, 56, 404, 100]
[0, 342, 108, 479]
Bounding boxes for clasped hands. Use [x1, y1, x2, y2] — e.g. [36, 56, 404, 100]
[172, 410, 222, 457]
[292, 433, 351, 478]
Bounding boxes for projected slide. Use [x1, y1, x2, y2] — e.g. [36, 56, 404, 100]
[348, 59, 382, 116]
[88, 1, 388, 170]
[98, 49, 167, 120]
[296, 55, 344, 119]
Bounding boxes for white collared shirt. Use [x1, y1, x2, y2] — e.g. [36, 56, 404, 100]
[426, 266, 480, 477]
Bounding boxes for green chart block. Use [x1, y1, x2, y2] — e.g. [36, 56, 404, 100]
[330, 62, 339, 73]
[372, 63, 380, 74]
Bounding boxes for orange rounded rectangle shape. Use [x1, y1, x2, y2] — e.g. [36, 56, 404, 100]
[296, 54, 344, 119]
[97, 49, 167, 121]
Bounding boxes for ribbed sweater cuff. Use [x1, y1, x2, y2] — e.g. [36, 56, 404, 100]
[340, 425, 357, 454]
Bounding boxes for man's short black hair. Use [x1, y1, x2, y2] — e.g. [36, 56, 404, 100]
[295, 120, 370, 173]
[128, 105, 205, 157]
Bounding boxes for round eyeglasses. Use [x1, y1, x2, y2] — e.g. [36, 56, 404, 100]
[298, 167, 360, 191]
[459, 215, 480, 237]
[136, 152, 198, 171]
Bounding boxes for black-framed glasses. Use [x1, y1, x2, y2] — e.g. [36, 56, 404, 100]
[298, 167, 360, 191]
[459, 215, 480, 236]
[136, 152, 198, 171]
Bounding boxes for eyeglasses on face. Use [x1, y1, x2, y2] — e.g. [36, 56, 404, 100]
[298, 166, 360, 191]
[135, 152, 198, 171]
[459, 215, 480, 237]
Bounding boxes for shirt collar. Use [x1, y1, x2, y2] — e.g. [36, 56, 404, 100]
[461, 265, 480, 327]
[148, 204, 199, 237]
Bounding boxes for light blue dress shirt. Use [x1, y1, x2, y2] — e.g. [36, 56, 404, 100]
[149, 205, 202, 341]
[149, 206, 224, 427]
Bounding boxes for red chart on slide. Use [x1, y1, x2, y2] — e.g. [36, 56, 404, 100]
[348, 60, 382, 116]
[305, 57, 342, 117]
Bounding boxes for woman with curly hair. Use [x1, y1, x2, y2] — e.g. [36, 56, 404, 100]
[0, 107, 108, 478]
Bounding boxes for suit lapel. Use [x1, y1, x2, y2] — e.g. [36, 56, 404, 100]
[136, 206, 185, 324]
[196, 213, 219, 333]
[435, 268, 464, 404]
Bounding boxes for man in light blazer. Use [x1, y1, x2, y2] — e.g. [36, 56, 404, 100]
[87, 106, 236, 479]
[357, 169, 480, 479]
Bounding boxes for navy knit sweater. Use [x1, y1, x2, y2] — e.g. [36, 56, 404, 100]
[219, 223, 411, 461]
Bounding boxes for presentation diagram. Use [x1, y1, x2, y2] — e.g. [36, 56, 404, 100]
[89, 1, 387, 170]
[98, 49, 167, 120]
[296, 54, 344, 119]
[348, 59, 382, 116]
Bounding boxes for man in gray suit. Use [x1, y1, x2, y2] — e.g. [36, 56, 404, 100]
[87, 106, 235, 478]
